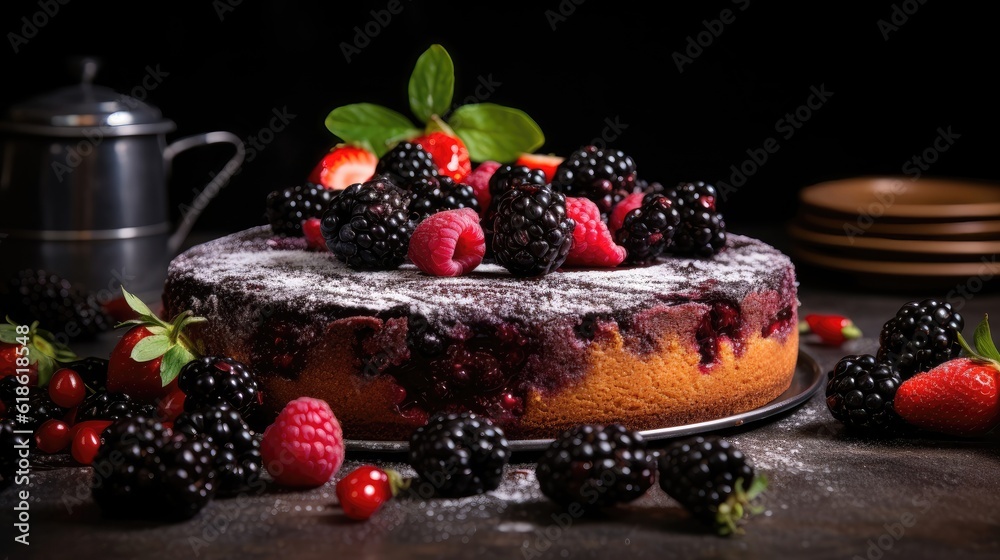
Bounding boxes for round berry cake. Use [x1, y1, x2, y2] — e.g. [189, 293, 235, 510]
[162, 222, 799, 441]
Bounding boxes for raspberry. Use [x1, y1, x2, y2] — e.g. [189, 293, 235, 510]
[407, 208, 486, 277]
[563, 197, 626, 267]
[608, 192, 645, 236]
[302, 218, 327, 251]
[463, 160, 502, 215]
[260, 396, 345, 487]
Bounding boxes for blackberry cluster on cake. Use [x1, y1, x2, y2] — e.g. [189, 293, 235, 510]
[551, 145, 639, 215]
[405, 175, 480, 220]
[615, 193, 681, 264]
[490, 184, 576, 277]
[374, 141, 439, 184]
[320, 176, 417, 270]
[667, 181, 727, 258]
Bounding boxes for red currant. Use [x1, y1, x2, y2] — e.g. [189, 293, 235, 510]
[336, 465, 403, 520]
[35, 419, 71, 454]
[49, 368, 86, 408]
[71, 427, 102, 465]
[69, 420, 112, 441]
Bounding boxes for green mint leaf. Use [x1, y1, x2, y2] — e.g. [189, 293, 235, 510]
[121, 287, 155, 321]
[130, 334, 171, 362]
[449, 103, 545, 162]
[325, 103, 420, 157]
[160, 344, 195, 386]
[408, 44, 455, 125]
[973, 314, 1000, 363]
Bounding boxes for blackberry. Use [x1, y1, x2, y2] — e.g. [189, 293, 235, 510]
[876, 299, 965, 378]
[488, 164, 547, 199]
[825, 354, 905, 434]
[4, 269, 112, 340]
[320, 176, 417, 270]
[536, 423, 655, 510]
[0, 376, 22, 410]
[408, 411, 511, 497]
[658, 435, 767, 535]
[174, 403, 262, 497]
[551, 145, 638, 215]
[92, 415, 217, 521]
[178, 356, 260, 417]
[405, 175, 480, 220]
[491, 185, 576, 277]
[77, 391, 156, 422]
[265, 182, 336, 236]
[615, 193, 681, 264]
[12, 390, 66, 431]
[667, 181, 727, 257]
[374, 141, 438, 184]
[61, 356, 110, 391]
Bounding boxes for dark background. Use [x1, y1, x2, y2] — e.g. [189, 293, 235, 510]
[1, 0, 997, 237]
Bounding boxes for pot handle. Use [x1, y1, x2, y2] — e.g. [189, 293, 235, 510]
[164, 131, 246, 255]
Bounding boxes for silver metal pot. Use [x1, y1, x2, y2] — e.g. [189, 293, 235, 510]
[0, 59, 244, 301]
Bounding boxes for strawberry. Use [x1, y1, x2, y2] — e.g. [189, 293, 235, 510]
[515, 152, 564, 183]
[106, 288, 205, 404]
[307, 145, 378, 191]
[894, 314, 1000, 437]
[0, 318, 78, 387]
[798, 313, 862, 346]
[414, 131, 472, 182]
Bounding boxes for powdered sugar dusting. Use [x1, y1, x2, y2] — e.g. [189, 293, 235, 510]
[166, 225, 794, 322]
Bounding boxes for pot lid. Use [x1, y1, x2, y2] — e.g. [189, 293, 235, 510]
[0, 57, 176, 137]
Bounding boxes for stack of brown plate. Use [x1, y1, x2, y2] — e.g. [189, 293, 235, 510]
[787, 176, 1000, 290]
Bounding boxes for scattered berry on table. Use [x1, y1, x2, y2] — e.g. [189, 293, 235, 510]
[60, 356, 109, 392]
[491, 184, 576, 277]
[551, 145, 639, 216]
[615, 193, 681, 264]
[71, 425, 102, 465]
[4, 269, 113, 340]
[266, 182, 337, 237]
[894, 314, 1000, 437]
[48, 367, 86, 409]
[876, 299, 965, 379]
[336, 464, 408, 520]
[408, 208, 486, 277]
[77, 390, 157, 422]
[409, 411, 511, 498]
[320, 176, 417, 270]
[665, 181, 727, 258]
[536, 423, 656, 510]
[374, 141, 439, 184]
[175, 403, 262, 496]
[260, 396, 345, 488]
[414, 131, 473, 182]
[563, 196, 626, 268]
[825, 354, 906, 435]
[405, 175, 481, 220]
[799, 313, 863, 347]
[658, 434, 768, 536]
[307, 145, 379, 191]
[91, 415, 217, 521]
[177, 355, 261, 417]
[34, 418, 71, 454]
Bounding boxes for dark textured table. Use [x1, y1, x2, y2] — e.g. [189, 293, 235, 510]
[3, 227, 1000, 560]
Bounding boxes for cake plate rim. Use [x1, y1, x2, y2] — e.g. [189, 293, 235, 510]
[344, 349, 824, 453]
